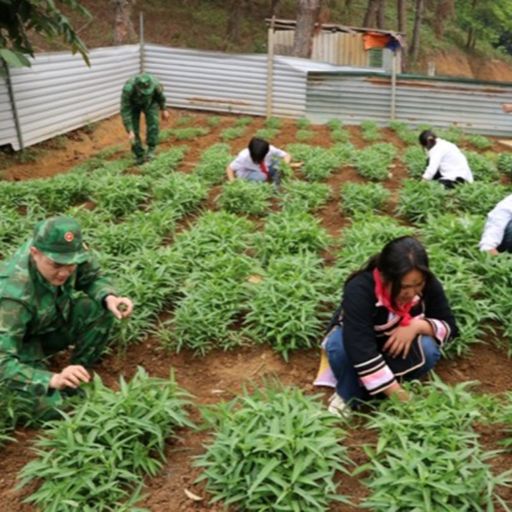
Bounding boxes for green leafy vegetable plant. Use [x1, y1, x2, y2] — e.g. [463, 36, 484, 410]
[360, 120, 381, 142]
[18, 368, 193, 512]
[358, 378, 512, 511]
[243, 254, 334, 358]
[196, 382, 352, 511]
[253, 211, 330, 263]
[341, 182, 390, 216]
[217, 180, 273, 216]
[280, 180, 331, 213]
[466, 134, 492, 150]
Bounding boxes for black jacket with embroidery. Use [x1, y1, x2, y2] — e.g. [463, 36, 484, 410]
[328, 271, 458, 394]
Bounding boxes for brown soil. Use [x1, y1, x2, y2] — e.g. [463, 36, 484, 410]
[1, 113, 512, 511]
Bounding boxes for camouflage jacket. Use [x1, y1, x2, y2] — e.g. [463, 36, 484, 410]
[120, 75, 166, 132]
[0, 240, 117, 394]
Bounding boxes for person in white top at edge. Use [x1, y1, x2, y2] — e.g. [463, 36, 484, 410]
[479, 194, 512, 255]
[226, 137, 291, 188]
[419, 129, 474, 188]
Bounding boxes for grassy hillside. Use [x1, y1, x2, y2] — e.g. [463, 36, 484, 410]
[31, 0, 512, 80]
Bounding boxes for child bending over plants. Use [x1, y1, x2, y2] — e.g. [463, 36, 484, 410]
[314, 236, 458, 416]
[419, 129, 473, 188]
[226, 136, 291, 188]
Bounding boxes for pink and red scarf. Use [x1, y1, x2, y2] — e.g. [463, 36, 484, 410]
[373, 268, 414, 326]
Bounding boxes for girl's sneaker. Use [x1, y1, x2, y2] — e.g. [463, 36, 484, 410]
[328, 392, 350, 418]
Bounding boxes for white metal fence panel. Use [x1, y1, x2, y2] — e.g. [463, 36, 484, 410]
[0, 80, 16, 149]
[144, 45, 268, 116]
[2, 44, 512, 152]
[306, 72, 512, 136]
[6, 45, 139, 150]
[144, 45, 307, 118]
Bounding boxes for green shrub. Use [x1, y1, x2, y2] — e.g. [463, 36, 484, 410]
[206, 115, 221, 127]
[255, 127, 279, 139]
[194, 143, 232, 185]
[160, 127, 209, 141]
[233, 116, 253, 128]
[253, 211, 330, 263]
[466, 151, 499, 182]
[355, 143, 396, 181]
[388, 120, 418, 145]
[244, 255, 333, 358]
[218, 180, 273, 216]
[396, 180, 448, 223]
[152, 172, 208, 214]
[341, 182, 390, 215]
[359, 379, 511, 511]
[497, 153, 512, 176]
[296, 129, 314, 141]
[280, 180, 331, 212]
[163, 253, 256, 354]
[360, 120, 381, 142]
[196, 383, 352, 511]
[220, 126, 246, 140]
[140, 146, 187, 178]
[466, 134, 492, 150]
[403, 146, 426, 178]
[19, 369, 193, 512]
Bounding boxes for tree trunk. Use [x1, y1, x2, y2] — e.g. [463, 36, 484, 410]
[292, 0, 321, 58]
[397, 0, 406, 32]
[226, 0, 245, 45]
[432, 0, 455, 38]
[408, 0, 424, 62]
[465, 0, 478, 49]
[269, 0, 281, 17]
[362, 0, 380, 27]
[112, 0, 136, 45]
[376, 0, 386, 29]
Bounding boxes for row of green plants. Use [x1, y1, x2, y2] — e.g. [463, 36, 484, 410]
[358, 379, 512, 511]
[18, 368, 193, 512]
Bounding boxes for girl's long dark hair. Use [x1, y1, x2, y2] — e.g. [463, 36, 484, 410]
[346, 236, 433, 307]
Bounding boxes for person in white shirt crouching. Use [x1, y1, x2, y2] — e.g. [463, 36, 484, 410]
[479, 194, 512, 255]
[419, 130, 473, 189]
[226, 137, 291, 188]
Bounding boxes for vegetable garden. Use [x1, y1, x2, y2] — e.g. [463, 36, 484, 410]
[1, 112, 512, 511]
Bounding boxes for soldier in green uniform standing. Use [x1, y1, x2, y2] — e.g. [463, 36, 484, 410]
[0, 217, 134, 420]
[121, 72, 170, 164]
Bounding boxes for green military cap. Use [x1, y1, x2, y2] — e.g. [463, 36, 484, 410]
[134, 73, 155, 96]
[32, 216, 88, 265]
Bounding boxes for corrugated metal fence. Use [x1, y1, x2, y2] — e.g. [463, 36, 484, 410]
[1, 45, 140, 150]
[144, 45, 307, 119]
[1, 43, 512, 150]
[306, 72, 512, 136]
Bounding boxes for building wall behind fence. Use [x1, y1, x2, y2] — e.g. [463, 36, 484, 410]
[306, 72, 512, 136]
[143, 44, 306, 118]
[1, 45, 139, 150]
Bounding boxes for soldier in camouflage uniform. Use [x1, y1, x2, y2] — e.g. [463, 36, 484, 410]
[0, 217, 134, 420]
[121, 72, 169, 164]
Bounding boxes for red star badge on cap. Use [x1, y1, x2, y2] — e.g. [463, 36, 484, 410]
[64, 231, 74, 242]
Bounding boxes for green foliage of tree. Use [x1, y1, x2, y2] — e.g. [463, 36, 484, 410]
[0, 0, 90, 68]
[455, 0, 512, 50]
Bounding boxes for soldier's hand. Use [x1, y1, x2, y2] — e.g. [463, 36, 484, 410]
[50, 365, 90, 390]
[105, 294, 134, 320]
[161, 110, 170, 121]
[128, 130, 135, 142]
